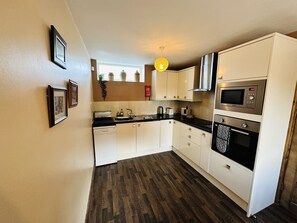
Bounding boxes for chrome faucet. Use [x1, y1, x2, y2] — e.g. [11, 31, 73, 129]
[126, 108, 135, 118]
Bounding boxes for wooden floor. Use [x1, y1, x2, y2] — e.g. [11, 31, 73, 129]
[86, 151, 297, 223]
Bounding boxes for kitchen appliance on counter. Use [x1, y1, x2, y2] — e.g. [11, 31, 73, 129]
[157, 106, 163, 116]
[92, 111, 117, 166]
[215, 79, 266, 115]
[211, 114, 260, 170]
[181, 107, 190, 116]
[165, 107, 174, 115]
[192, 52, 218, 91]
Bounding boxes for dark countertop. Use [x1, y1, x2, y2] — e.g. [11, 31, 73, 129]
[92, 114, 212, 133]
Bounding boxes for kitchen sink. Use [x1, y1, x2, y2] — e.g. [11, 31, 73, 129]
[114, 116, 133, 120]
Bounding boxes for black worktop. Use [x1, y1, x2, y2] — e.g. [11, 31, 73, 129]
[92, 114, 212, 133]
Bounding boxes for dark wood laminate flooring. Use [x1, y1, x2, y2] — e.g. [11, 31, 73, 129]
[86, 152, 297, 223]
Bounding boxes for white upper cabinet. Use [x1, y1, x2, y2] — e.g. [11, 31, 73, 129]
[151, 70, 178, 100]
[217, 37, 274, 82]
[166, 71, 178, 100]
[177, 66, 202, 102]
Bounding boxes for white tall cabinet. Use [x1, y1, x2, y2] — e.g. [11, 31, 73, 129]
[213, 33, 297, 216]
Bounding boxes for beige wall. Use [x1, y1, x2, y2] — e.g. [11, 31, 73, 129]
[0, 1, 93, 223]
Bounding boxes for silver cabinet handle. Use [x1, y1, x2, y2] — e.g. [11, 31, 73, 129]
[218, 75, 223, 79]
[202, 133, 205, 137]
[225, 164, 231, 170]
[169, 121, 171, 124]
[132, 124, 136, 128]
[188, 135, 191, 139]
[188, 128, 191, 131]
[187, 142, 190, 146]
[174, 96, 176, 98]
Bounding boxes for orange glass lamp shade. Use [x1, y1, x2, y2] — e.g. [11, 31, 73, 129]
[154, 57, 169, 72]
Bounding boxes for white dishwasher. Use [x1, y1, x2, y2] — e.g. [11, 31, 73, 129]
[93, 125, 117, 166]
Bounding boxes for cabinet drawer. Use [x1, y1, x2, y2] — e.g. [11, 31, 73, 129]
[179, 137, 201, 165]
[209, 151, 252, 202]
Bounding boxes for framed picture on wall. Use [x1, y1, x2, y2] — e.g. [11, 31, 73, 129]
[47, 85, 68, 127]
[50, 25, 67, 69]
[68, 79, 78, 107]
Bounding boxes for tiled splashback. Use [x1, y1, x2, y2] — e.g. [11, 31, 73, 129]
[178, 92, 215, 121]
[92, 101, 179, 117]
[92, 92, 215, 121]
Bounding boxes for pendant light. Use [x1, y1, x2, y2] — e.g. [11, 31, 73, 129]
[154, 46, 169, 72]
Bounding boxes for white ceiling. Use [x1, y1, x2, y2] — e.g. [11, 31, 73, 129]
[66, 0, 297, 69]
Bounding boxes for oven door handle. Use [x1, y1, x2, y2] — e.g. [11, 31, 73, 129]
[231, 128, 249, 135]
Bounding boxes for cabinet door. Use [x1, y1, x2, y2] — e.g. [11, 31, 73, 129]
[137, 121, 160, 153]
[172, 120, 180, 149]
[160, 120, 173, 152]
[166, 71, 178, 100]
[185, 67, 195, 101]
[200, 131, 212, 173]
[151, 70, 167, 100]
[217, 37, 273, 81]
[116, 123, 137, 160]
[177, 70, 187, 100]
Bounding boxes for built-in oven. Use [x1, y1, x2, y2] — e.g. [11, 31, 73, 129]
[211, 114, 260, 171]
[215, 79, 266, 115]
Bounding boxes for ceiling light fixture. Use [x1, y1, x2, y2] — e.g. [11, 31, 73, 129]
[154, 46, 169, 72]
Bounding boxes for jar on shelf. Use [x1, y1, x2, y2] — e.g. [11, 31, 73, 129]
[120, 70, 126, 82]
[135, 70, 140, 82]
[108, 72, 114, 81]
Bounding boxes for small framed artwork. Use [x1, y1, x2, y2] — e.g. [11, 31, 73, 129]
[50, 25, 67, 69]
[47, 85, 68, 127]
[68, 80, 78, 107]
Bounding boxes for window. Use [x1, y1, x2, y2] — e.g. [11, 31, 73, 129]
[97, 63, 144, 82]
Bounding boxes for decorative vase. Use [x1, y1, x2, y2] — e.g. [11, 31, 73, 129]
[108, 72, 114, 81]
[135, 70, 140, 82]
[120, 70, 126, 82]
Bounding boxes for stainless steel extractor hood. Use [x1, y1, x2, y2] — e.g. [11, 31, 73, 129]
[192, 52, 218, 91]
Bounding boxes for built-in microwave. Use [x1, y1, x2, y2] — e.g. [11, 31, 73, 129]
[215, 80, 266, 115]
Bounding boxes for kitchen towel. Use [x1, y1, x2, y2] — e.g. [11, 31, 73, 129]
[216, 124, 231, 153]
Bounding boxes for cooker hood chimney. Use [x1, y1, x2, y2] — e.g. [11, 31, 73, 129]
[192, 52, 218, 91]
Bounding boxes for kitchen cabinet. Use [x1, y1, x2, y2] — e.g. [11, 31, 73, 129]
[116, 123, 137, 160]
[217, 37, 273, 81]
[160, 120, 173, 152]
[172, 120, 181, 149]
[137, 121, 160, 153]
[209, 151, 253, 202]
[175, 122, 211, 172]
[151, 70, 178, 100]
[213, 33, 297, 216]
[117, 121, 161, 160]
[199, 131, 212, 172]
[167, 71, 178, 100]
[177, 66, 202, 101]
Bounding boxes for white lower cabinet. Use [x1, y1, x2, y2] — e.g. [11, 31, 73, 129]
[209, 151, 253, 202]
[172, 120, 180, 149]
[160, 120, 173, 152]
[137, 121, 160, 154]
[174, 121, 212, 173]
[200, 131, 212, 172]
[116, 122, 137, 160]
[117, 121, 161, 160]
